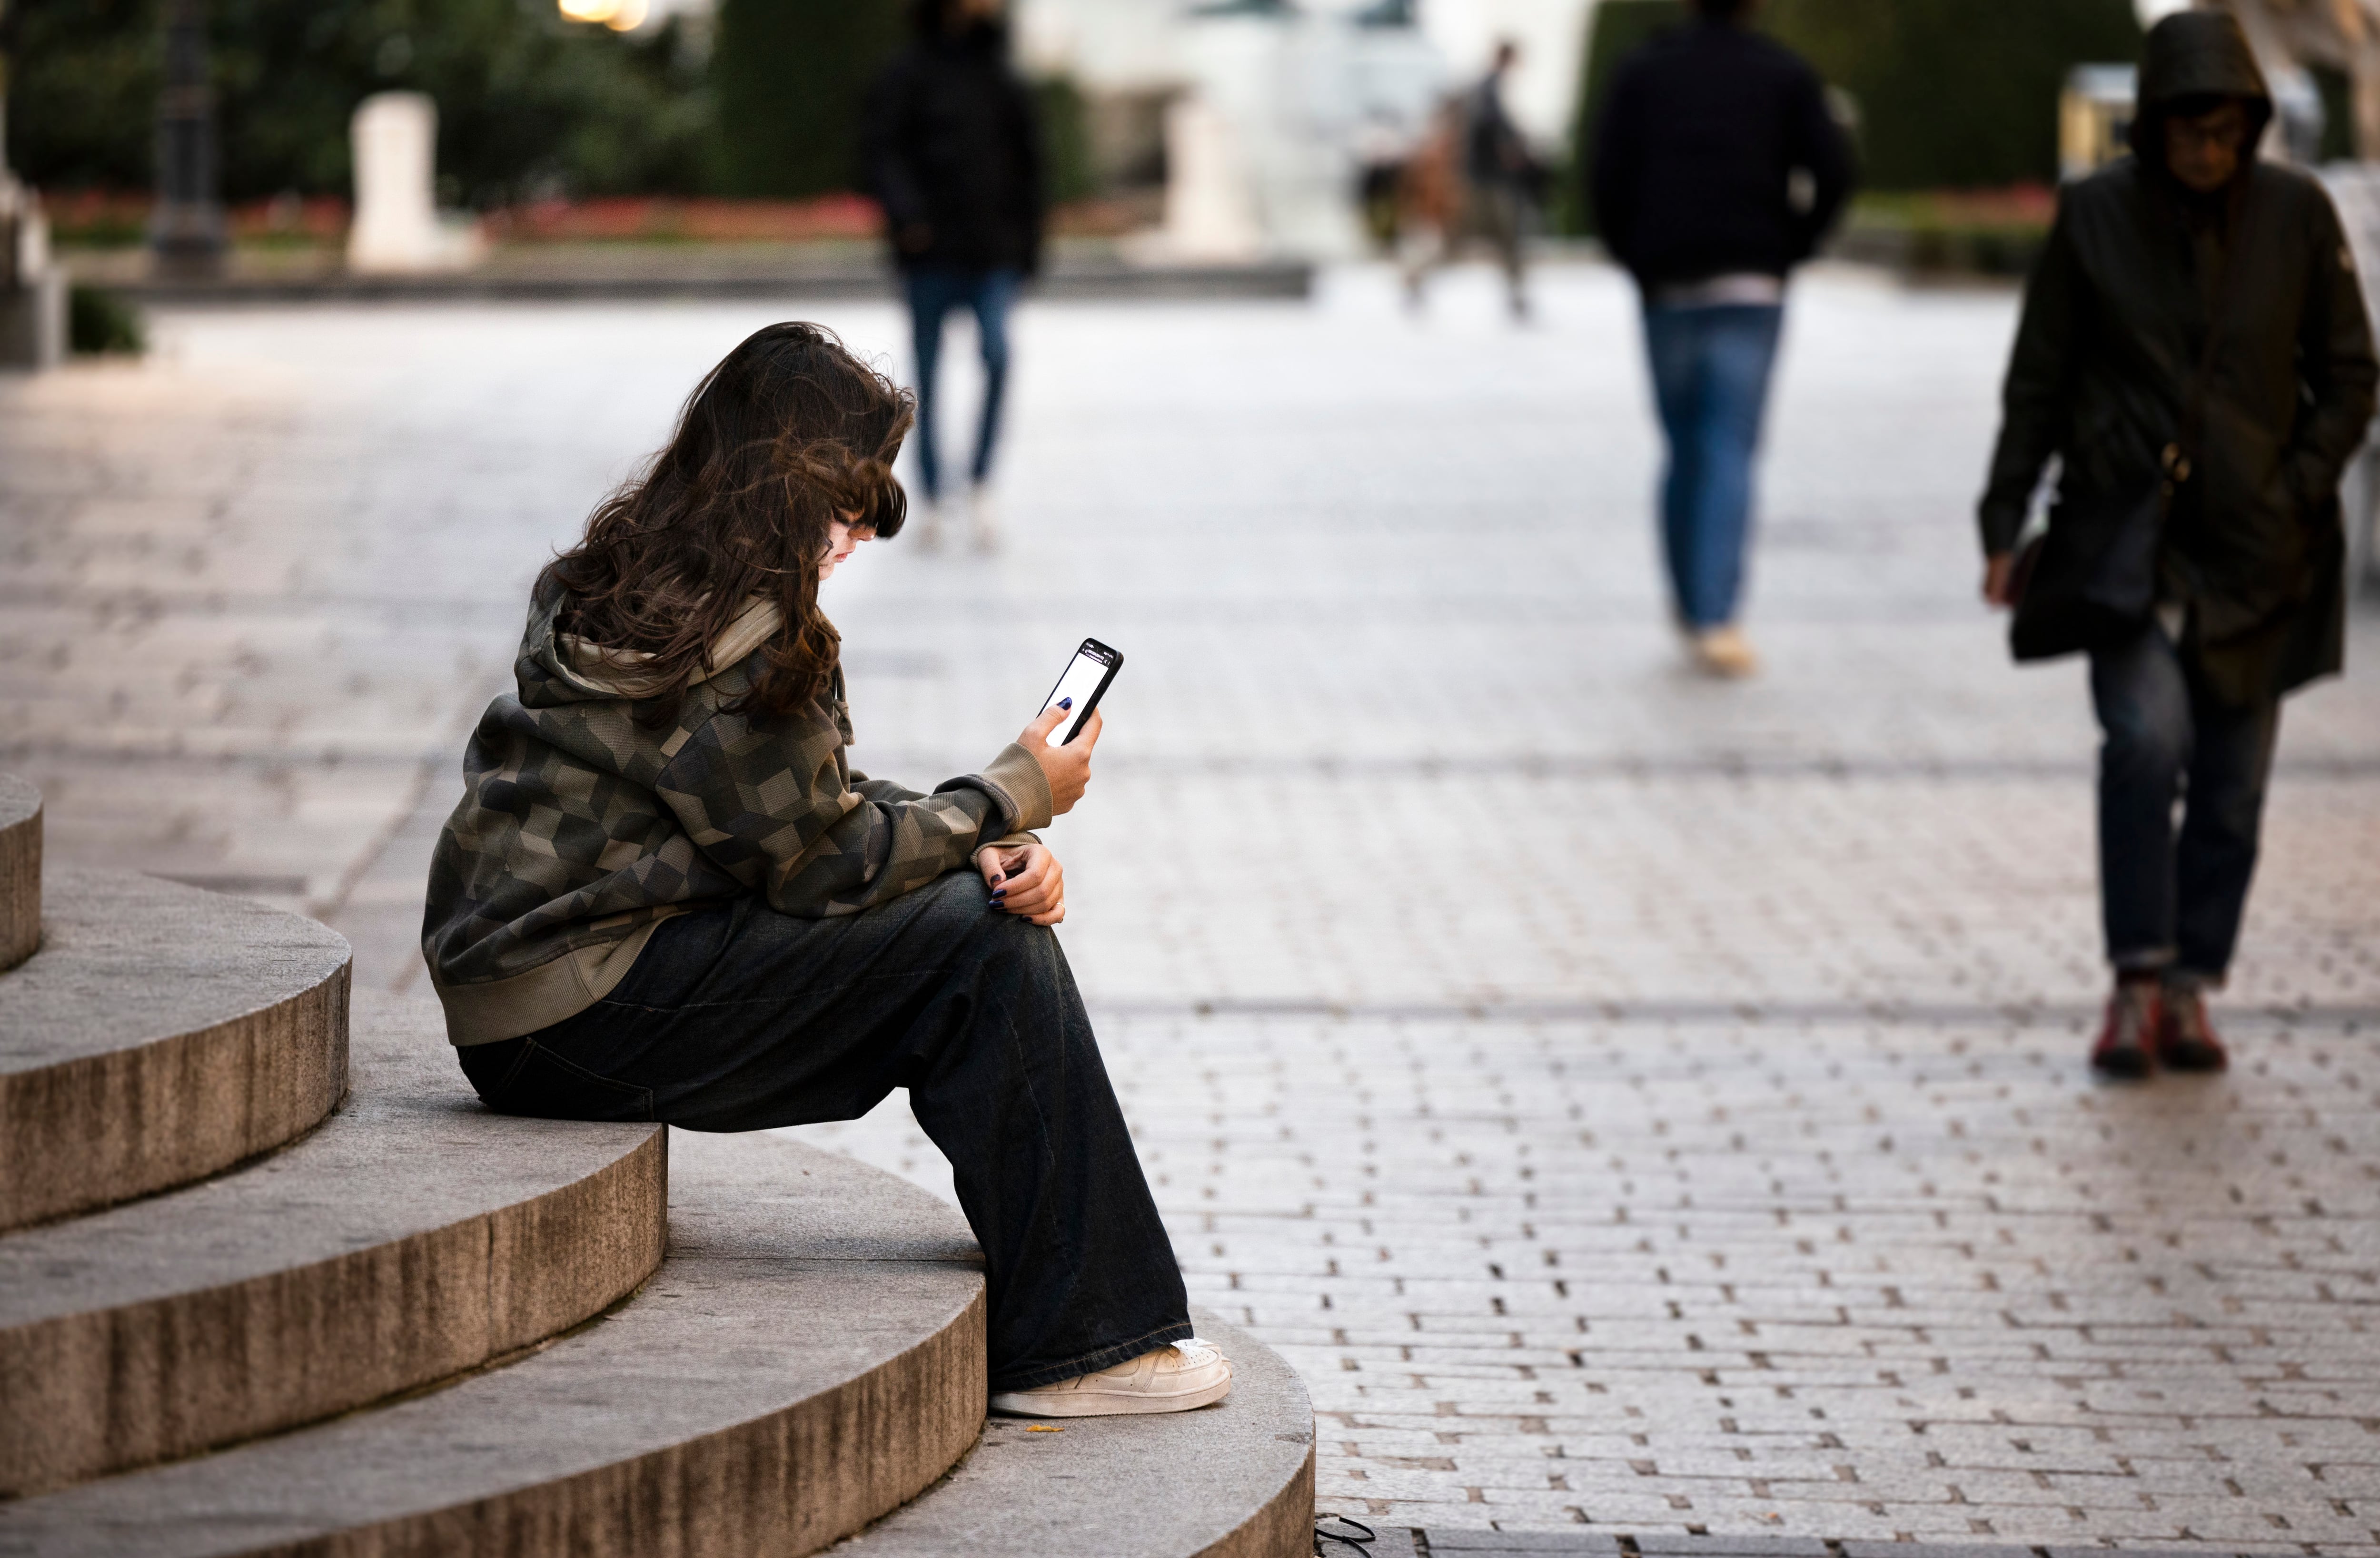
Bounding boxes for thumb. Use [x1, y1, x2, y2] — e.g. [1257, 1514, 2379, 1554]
[1027, 701, 1069, 743]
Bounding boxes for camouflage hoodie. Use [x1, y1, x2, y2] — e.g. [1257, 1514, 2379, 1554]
[422, 583, 1051, 1045]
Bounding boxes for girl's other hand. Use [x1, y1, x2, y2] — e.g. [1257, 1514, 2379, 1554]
[1020, 703, 1101, 815]
[979, 843, 1065, 925]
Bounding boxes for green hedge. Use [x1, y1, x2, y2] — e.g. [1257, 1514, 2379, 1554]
[69, 285, 147, 355]
[709, 0, 904, 198]
[1570, 0, 2144, 208]
[7, 0, 713, 205]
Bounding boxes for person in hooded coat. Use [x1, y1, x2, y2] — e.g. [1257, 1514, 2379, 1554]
[1977, 11, 2377, 1078]
[861, 0, 1044, 552]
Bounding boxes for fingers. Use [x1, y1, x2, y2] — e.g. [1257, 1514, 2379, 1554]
[987, 847, 1062, 919]
[1072, 707, 1103, 752]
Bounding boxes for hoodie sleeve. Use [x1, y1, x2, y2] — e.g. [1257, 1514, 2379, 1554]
[1785, 62, 1855, 261]
[1587, 57, 1646, 275]
[1978, 192, 2086, 556]
[862, 59, 929, 234]
[2284, 186, 2380, 511]
[654, 703, 1055, 918]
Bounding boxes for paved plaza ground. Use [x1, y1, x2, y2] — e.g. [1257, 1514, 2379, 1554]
[3, 262, 2378, 1551]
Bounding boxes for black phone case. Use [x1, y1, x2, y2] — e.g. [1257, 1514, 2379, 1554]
[1043, 638, 1122, 745]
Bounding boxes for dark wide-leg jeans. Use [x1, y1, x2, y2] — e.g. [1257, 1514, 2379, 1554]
[455, 871, 1192, 1391]
[2087, 622, 2282, 981]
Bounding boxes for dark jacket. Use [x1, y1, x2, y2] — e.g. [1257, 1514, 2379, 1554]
[861, 23, 1044, 275]
[1588, 19, 1854, 289]
[1980, 10, 2376, 700]
[1466, 71, 1528, 188]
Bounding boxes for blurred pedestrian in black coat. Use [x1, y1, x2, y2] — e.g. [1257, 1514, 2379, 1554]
[863, 0, 1044, 549]
[1590, 0, 1853, 678]
[1977, 11, 2377, 1078]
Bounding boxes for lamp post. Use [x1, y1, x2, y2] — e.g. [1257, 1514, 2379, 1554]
[150, 0, 225, 277]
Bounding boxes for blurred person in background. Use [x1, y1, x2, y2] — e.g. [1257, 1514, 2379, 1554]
[1978, 12, 2374, 1080]
[863, 0, 1044, 553]
[1397, 98, 1464, 312]
[1590, 0, 1853, 677]
[1467, 39, 1539, 320]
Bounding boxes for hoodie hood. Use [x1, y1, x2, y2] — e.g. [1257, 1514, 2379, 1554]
[2128, 10, 2273, 174]
[516, 582, 784, 708]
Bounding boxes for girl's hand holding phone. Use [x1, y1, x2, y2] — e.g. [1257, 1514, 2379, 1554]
[1021, 702, 1101, 816]
[979, 842, 1065, 925]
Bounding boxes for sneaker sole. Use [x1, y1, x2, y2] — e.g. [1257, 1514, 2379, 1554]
[988, 1372, 1233, 1419]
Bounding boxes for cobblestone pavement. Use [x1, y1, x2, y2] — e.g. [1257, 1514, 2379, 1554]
[3, 263, 2377, 1551]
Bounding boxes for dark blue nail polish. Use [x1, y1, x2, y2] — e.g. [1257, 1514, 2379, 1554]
[1058, 697, 1073, 709]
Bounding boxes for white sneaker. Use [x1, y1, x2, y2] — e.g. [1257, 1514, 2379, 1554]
[988, 1337, 1234, 1418]
[966, 483, 999, 553]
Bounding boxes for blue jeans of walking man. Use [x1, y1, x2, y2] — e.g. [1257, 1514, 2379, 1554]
[907, 266, 1020, 502]
[1642, 302, 1785, 631]
[2089, 621, 2282, 982]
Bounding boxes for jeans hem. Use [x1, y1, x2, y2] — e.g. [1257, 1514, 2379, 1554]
[990, 1318, 1197, 1393]
[2109, 946, 2176, 973]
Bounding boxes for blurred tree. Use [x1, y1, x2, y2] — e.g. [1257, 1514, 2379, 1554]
[710, 0, 903, 197]
[1765, 0, 2142, 190]
[1567, 0, 2144, 204]
[4, 0, 161, 191]
[5, 0, 715, 204]
[1033, 72, 1094, 205]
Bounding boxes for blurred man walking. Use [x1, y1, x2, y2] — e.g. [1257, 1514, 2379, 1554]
[1467, 39, 1537, 321]
[1590, 0, 1852, 676]
[1978, 12, 2374, 1079]
[863, 0, 1045, 552]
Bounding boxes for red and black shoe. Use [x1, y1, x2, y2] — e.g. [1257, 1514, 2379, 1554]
[2154, 983, 2230, 1073]
[2090, 982, 2160, 1079]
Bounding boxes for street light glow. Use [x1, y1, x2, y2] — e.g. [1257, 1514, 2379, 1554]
[556, 0, 648, 29]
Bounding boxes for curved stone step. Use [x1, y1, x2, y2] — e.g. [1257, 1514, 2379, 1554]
[0, 993, 664, 1497]
[0, 1130, 988, 1557]
[0, 868, 350, 1231]
[0, 773, 38, 971]
[832, 1311, 1316, 1558]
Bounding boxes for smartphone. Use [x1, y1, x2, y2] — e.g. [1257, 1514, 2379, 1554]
[1037, 638, 1123, 747]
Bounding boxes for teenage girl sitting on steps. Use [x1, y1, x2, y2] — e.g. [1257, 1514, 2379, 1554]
[421, 322, 1230, 1417]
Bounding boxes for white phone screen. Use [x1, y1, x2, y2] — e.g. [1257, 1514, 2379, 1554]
[1040, 652, 1111, 746]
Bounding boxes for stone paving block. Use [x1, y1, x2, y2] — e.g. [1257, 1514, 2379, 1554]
[1423, 1531, 1622, 1552]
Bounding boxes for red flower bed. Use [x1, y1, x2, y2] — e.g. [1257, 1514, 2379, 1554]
[480, 195, 885, 243]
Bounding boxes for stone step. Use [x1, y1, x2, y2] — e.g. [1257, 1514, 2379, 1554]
[0, 994, 664, 1498]
[0, 1129, 988, 1557]
[0, 773, 37, 970]
[832, 1311, 1316, 1558]
[0, 868, 350, 1231]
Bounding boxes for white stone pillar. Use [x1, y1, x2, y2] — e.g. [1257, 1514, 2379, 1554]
[347, 92, 484, 275]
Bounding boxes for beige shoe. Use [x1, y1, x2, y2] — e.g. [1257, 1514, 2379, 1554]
[911, 498, 945, 553]
[1690, 624, 1759, 678]
[987, 1338, 1234, 1418]
[967, 483, 999, 553]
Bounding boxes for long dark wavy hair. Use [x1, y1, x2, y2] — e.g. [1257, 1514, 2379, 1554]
[541, 323, 912, 721]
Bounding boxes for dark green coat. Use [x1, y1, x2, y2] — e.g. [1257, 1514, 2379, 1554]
[1978, 15, 2376, 702]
